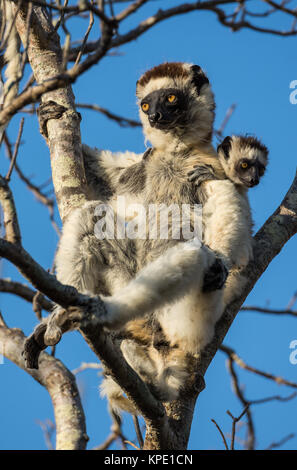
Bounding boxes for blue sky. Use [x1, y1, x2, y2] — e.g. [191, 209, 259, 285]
[0, 0, 297, 450]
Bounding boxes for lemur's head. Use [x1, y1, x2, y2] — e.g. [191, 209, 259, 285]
[217, 135, 268, 188]
[136, 62, 215, 150]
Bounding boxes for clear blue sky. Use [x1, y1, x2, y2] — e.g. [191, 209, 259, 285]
[1, 0, 297, 450]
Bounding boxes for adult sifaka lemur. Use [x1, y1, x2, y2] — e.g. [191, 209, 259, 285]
[42, 62, 268, 417]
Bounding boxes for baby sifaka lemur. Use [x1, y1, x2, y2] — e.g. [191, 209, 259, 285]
[54, 62, 268, 417]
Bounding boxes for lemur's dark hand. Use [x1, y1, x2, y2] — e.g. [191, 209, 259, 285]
[37, 101, 68, 138]
[188, 163, 216, 187]
[37, 101, 81, 139]
[202, 258, 229, 293]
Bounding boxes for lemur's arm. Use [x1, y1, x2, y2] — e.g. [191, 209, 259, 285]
[82, 144, 150, 199]
[187, 163, 225, 187]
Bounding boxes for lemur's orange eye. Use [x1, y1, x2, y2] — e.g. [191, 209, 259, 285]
[142, 103, 149, 112]
[167, 94, 176, 103]
[241, 162, 248, 169]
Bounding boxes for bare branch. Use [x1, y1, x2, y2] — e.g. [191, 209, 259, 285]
[74, 9, 94, 66]
[241, 305, 297, 317]
[266, 433, 295, 450]
[220, 345, 297, 389]
[72, 361, 102, 374]
[5, 117, 24, 181]
[0, 319, 88, 449]
[0, 278, 53, 311]
[116, 0, 149, 22]
[76, 102, 141, 127]
[93, 424, 127, 450]
[3, 131, 60, 236]
[227, 405, 249, 451]
[211, 418, 229, 450]
[0, 175, 21, 245]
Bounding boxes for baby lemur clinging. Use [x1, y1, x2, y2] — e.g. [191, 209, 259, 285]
[53, 62, 268, 418]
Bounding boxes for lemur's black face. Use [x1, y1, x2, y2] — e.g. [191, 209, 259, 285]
[140, 88, 188, 130]
[236, 159, 265, 187]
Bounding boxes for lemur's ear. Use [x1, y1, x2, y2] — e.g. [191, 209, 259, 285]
[217, 136, 232, 159]
[191, 65, 209, 94]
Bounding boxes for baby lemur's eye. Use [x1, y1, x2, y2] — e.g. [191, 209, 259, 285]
[241, 162, 248, 169]
[167, 94, 177, 103]
[142, 103, 149, 112]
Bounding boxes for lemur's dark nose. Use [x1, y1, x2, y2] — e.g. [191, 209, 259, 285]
[149, 112, 163, 123]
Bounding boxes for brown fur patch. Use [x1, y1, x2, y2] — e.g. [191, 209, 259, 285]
[137, 62, 188, 90]
[125, 318, 152, 345]
[240, 135, 269, 159]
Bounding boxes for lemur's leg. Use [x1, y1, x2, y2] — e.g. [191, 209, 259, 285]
[158, 287, 224, 356]
[102, 239, 223, 331]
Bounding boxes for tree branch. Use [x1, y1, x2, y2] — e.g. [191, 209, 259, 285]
[0, 315, 88, 449]
[0, 278, 53, 312]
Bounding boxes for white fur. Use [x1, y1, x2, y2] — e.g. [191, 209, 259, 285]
[102, 240, 216, 330]
[202, 180, 253, 269]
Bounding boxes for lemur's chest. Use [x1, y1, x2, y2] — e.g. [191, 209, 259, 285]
[145, 154, 198, 205]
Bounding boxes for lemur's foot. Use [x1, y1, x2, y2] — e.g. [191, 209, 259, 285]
[23, 321, 48, 369]
[37, 100, 68, 138]
[187, 163, 216, 187]
[203, 258, 228, 292]
[37, 101, 81, 139]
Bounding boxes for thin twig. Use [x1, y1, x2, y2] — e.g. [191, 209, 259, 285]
[76, 102, 141, 127]
[75, 9, 94, 66]
[72, 362, 102, 374]
[5, 117, 24, 181]
[133, 414, 144, 449]
[220, 344, 297, 388]
[211, 419, 229, 450]
[266, 433, 295, 450]
[227, 405, 249, 451]
[241, 305, 297, 317]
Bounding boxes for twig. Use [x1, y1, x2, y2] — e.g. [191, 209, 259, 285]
[0, 0, 22, 51]
[249, 391, 297, 406]
[125, 440, 140, 450]
[54, 0, 69, 32]
[211, 419, 229, 450]
[33, 291, 44, 320]
[72, 362, 102, 374]
[241, 305, 297, 317]
[76, 102, 141, 127]
[0, 175, 21, 245]
[0, 278, 53, 311]
[266, 433, 295, 450]
[5, 117, 24, 181]
[116, 0, 149, 22]
[287, 290, 297, 309]
[36, 419, 55, 450]
[133, 414, 144, 449]
[215, 104, 236, 138]
[227, 405, 249, 450]
[220, 345, 297, 388]
[93, 424, 127, 450]
[3, 131, 60, 236]
[224, 350, 255, 449]
[75, 9, 94, 66]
